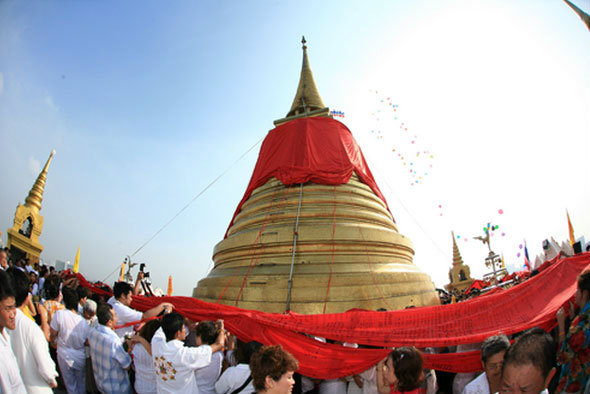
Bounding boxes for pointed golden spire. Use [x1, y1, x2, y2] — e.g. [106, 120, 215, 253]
[25, 150, 55, 211]
[274, 36, 330, 126]
[451, 231, 464, 266]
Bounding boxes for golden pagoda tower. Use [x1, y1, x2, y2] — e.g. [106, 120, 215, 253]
[7, 150, 55, 264]
[193, 38, 439, 314]
[445, 232, 474, 292]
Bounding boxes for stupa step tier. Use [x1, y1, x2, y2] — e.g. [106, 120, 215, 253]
[193, 174, 439, 314]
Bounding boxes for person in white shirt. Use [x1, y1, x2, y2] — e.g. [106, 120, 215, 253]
[0, 269, 27, 394]
[50, 286, 88, 394]
[462, 334, 510, 394]
[6, 268, 58, 393]
[131, 319, 161, 394]
[81, 300, 100, 394]
[152, 312, 225, 394]
[107, 280, 173, 339]
[216, 340, 262, 394]
[194, 320, 225, 394]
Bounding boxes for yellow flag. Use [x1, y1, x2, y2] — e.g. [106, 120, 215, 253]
[567, 210, 575, 246]
[119, 262, 126, 282]
[167, 275, 173, 296]
[72, 246, 80, 273]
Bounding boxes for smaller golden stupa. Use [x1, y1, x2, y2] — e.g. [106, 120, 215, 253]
[445, 232, 474, 292]
[7, 150, 55, 264]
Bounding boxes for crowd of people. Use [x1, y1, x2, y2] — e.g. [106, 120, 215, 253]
[0, 246, 589, 394]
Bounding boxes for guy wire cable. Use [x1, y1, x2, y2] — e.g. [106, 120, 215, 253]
[101, 135, 264, 283]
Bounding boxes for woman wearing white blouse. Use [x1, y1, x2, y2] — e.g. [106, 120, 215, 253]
[216, 340, 262, 394]
[131, 320, 161, 394]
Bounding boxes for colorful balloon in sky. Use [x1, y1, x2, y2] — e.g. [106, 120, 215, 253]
[367, 89, 435, 187]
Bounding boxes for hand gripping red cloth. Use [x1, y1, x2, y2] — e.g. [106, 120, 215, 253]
[225, 117, 391, 237]
[75, 253, 590, 378]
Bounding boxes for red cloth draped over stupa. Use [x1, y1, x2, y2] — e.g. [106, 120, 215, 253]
[225, 117, 391, 237]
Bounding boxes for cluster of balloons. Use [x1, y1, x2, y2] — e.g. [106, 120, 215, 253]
[330, 110, 345, 118]
[367, 89, 434, 186]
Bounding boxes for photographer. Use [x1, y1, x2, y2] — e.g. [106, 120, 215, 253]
[107, 276, 173, 340]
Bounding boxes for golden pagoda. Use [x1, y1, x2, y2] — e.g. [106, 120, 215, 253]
[7, 150, 55, 264]
[445, 232, 474, 292]
[193, 38, 439, 314]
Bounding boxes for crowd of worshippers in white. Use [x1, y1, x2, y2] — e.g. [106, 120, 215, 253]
[1, 262, 589, 394]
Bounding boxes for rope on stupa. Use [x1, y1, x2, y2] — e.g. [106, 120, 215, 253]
[322, 185, 338, 314]
[215, 185, 291, 304]
[286, 183, 304, 312]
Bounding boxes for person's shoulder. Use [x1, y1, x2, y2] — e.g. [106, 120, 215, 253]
[462, 372, 488, 394]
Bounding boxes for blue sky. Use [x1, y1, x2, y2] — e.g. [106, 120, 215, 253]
[1, 0, 589, 297]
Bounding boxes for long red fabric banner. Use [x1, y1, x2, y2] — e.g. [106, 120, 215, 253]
[75, 253, 590, 378]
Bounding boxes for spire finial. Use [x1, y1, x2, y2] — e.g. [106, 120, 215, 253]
[274, 36, 329, 125]
[24, 150, 55, 211]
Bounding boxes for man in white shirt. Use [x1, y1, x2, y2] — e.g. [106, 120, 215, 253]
[7, 268, 58, 393]
[152, 312, 225, 394]
[107, 280, 173, 339]
[462, 334, 510, 394]
[0, 269, 27, 394]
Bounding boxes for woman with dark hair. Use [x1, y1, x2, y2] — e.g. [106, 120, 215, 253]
[49, 286, 87, 394]
[556, 269, 590, 393]
[250, 345, 299, 394]
[195, 320, 225, 394]
[377, 347, 425, 394]
[132, 319, 161, 394]
[216, 340, 263, 394]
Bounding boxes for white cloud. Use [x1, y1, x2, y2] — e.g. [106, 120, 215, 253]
[28, 156, 41, 175]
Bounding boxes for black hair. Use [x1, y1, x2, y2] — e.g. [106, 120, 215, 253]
[578, 270, 590, 295]
[97, 303, 114, 325]
[113, 281, 133, 299]
[162, 312, 185, 341]
[76, 286, 90, 301]
[6, 268, 30, 307]
[44, 275, 61, 300]
[481, 334, 510, 363]
[237, 341, 263, 364]
[503, 327, 556, 378]
[390, 346, 424, 392]
[62, 286, 79, 311]
[139, 319, 161, 343]
[0, 270, 15, 302]
[195, 320, 221, 345]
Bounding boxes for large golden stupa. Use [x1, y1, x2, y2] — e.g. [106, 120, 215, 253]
[193, 39, 439, 314]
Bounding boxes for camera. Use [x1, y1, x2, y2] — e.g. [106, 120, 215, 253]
[139, 263, 150, 278]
